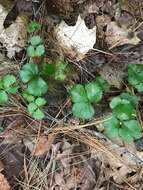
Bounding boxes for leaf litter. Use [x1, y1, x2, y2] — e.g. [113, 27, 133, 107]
[0, 0, 143, 190]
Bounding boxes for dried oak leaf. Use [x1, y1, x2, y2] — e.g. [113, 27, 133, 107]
[55, 15, 96, 60]
[0, 173, 10, 190]
[105, 21, 140, 49]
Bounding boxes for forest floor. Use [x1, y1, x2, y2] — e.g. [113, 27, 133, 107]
[0, 0, 143, 190]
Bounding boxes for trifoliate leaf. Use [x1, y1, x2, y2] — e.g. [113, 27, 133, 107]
[0, 91, 8, 104]
[3, 75, 16, 88]
[20, 63, 38, 83]
[35, 97, 46, 107]
[30, 35, 42, 46]
[33, 108, 45, 120]
[72, 102, 95, 119]
[85, 82, 103, 103]
[27, 77, 48, 96]
[28, 102, 37, 113]
[35, 45, 45, 57]
[70, 84, 88, 103]
[103, 115, 119, 139]
[27, 45, 35, 57]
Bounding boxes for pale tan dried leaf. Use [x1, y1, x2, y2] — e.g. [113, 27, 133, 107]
[105, 21, 140, 49]
[0, 173, 10, 190]
[55, 15, 96, 60]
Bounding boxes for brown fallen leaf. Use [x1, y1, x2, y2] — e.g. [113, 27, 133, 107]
[0, 173, 11, 190]
[105, 21, 140, 49]
[32, 134, 56, 156]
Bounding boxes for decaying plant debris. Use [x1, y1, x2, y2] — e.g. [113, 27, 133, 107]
[0, 0, 143, 190]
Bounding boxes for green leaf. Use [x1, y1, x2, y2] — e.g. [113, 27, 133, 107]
[27, 45, 35, 57]
[33, 108, 45, 120]
[30, 35, 42, 46]
[27, 77, 48, 96]
[6, 86, 18, 94]
[85, 82, 103, 103]
[110, 97, 122, 109]
[70, 84, 88, 103]
[128, 64, 143, 92]
[35, 45, 45, 57]
[123, 120, 142, 139]
[3, 75, 16, 88]
[119, 127, 133, 141]
[22, 92, 35, 103]
[120, 93, 139, 107]
[113, 102, 135, 121]
[27, 21, 41, 33]
[54, 61, 67, 81]
[96, 76, 110, 92]
[103, 115, 119, 139]
[72, 102, 95, 119]
[43, 64, 55, 76]
[0, 91, 8, 104]
[28, 102, 37, 113]
[35, 97, 46, 107]
[20, 63, 38, 83]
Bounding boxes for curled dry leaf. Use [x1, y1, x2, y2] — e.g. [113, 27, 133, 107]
[55, 15, 96, 60]
[0, 173, 10, 190]
[105, 21, 140, 49]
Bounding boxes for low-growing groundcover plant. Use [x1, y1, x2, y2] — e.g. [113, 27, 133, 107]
[22, 92, 46, 120]
[20, 63, 48, 97]
[103, 93, 142, 141]
[70, 76, 109, 119]
[0, 74, 18, 104]
[27, 35, 45, 58]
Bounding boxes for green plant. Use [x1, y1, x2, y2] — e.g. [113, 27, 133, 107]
[128, 64, 143, 92]
[70, 77, 109, 119]
[0, 74, 18, 104]
[103, 93, 142, 141]
[22, 91, 47, 120]
[20, 63, 48, 96]
[27, 35, 45, 57]
[27, 21, 41, 33]
[43, 57, 69, 81]
[27, 96, 46, 120]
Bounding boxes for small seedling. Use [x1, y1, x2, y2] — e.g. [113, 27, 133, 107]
[27, 21, 41, 33]
[0, 74, 18, 104]
[20, 63, 48, 96]
[128, 64, 143, 92]
[70, 77, 109, 119]
[27, 97, 46, 120]
[43, 57, 69, 81]
[103, 93, 142, 141]
[27, 35, 45, 57]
